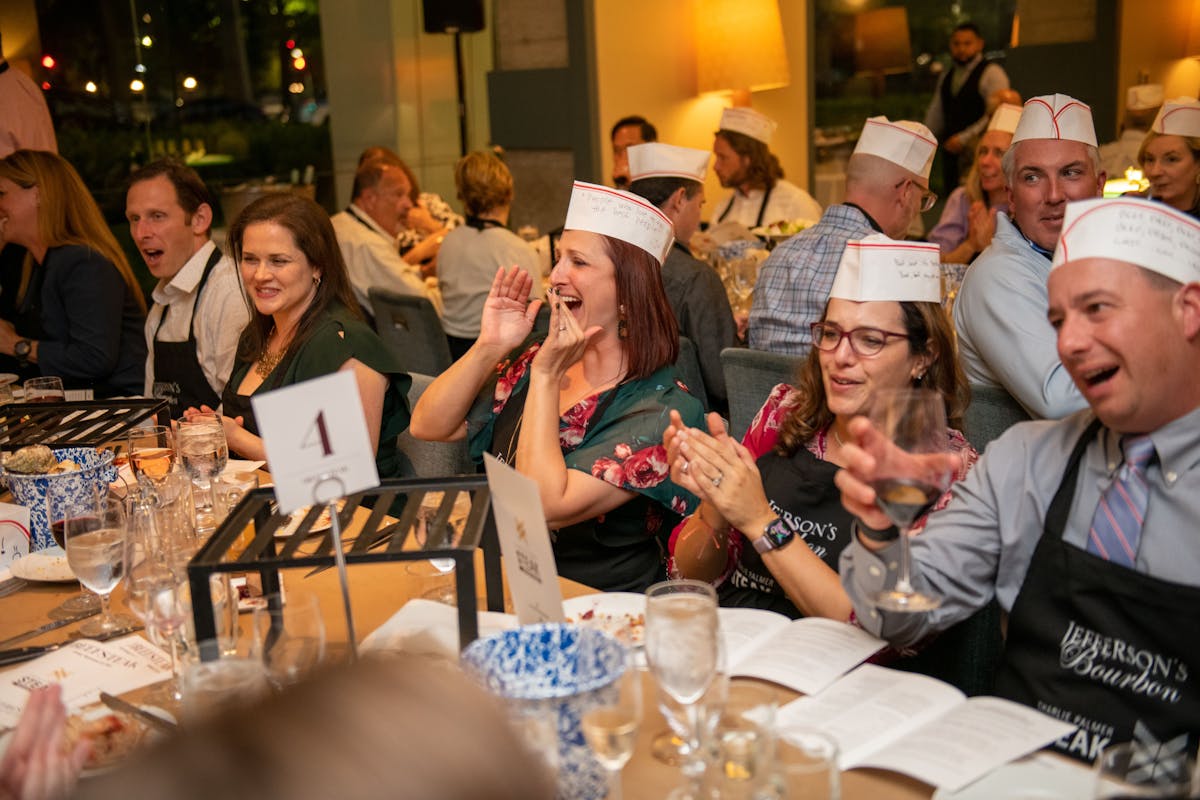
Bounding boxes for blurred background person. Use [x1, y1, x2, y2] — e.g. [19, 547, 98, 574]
[1139, 97, 1200, 219]
[610, 114, 657, 189]
[0, 149, 146, 396]
[412, 182, 704, 592]
[927, 103, 1021, 264]
[0, 28, 56, 159]
[1100, 82, 1163, 179]
[217, 193, 411, 481]
[439, 150, 540, 361]
[666, 236, 974, 620]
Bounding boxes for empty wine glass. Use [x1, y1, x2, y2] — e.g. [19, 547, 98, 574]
[252, 591, 326, 689]
[64, 494, 136, 636]
[406, 490, 468, 605]
[582, 648, 643, 800]
[127, 425, 177, 483]
[868, 388, 953, 613]
[645, 579, 721, 800]
[178, 413, 228, 533]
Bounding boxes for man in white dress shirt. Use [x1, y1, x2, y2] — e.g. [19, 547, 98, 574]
[330, 159, 442, 316]
[711, 107, 822, 229]
[127, 160, 250, 414]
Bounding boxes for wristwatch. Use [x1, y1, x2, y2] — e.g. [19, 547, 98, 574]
[853, 519, 900, 543]
[752, 516, 795, 554]
[13, 339, 31, 365]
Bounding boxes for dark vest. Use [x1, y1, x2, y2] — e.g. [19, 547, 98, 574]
[941, 58, 991, 136]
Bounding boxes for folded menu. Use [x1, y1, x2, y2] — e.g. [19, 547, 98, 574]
[719, 608, 886, 695]
[776, 663, 1077, 792]
[0, 635, 171, 728]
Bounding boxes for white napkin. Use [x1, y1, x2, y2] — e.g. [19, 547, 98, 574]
[361, 599, 517, 660]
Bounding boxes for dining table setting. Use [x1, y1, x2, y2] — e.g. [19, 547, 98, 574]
[0, 392, 1175, 800]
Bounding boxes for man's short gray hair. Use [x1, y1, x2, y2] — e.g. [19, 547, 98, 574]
[1001, 140, 1103, 186]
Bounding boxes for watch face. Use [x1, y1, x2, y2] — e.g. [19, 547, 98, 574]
[767, 519, 793, 547]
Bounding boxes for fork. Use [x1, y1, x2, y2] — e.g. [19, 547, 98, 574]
[0, 576, 29, 598]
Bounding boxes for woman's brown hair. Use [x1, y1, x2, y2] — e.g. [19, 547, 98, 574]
[599, 235, 679, 381]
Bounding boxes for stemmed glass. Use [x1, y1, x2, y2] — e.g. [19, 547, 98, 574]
[645, 579, 721, 800]
[178, 413, 228, 533]
[868, 388, 953, 613]
[582, 648, 644, 800]
[64, 494, 136, 636]
[45, 481, 100, 614]
[406, 490, 468, 605]
[23, 376, 64, 403]
[127, 425, 177, 483]
[252, 592, 326, 690]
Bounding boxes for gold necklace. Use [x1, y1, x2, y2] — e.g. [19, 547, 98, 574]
[255, 327, 286, 378]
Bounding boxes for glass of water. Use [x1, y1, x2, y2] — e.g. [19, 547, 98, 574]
[178, 412, 228, 533]
[65, 494, 135, 636]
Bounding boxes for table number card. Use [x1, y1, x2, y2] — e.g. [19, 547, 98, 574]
[483, 455, 565, 625]
[0, 503, 30, 568]
[251, 371, 380, 514]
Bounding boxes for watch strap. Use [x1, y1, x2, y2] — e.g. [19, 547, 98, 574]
[852, 518, 900, 543]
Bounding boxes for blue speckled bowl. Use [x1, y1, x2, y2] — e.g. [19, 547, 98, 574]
[1, 448, 117, 551]
[461, 624, 627, 800]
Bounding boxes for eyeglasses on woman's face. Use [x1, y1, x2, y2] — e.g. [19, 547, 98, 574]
[810, 321, 911, 357]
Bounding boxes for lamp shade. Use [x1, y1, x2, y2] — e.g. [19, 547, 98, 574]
[853, 6, 913, 75]
[696, 0, 791, 94]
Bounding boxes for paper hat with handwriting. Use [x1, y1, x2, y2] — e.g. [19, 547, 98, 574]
[987, 103, 1023, 135]
[563, 181, 674, 264]
[829, 234, 942, 302]
[628, 143, 709, 183]
[1011, 94, 1097, 147]
[852, 117, 937, 179]
[719, 107, 777, 144]
[1151, 97, 1200, 138]
[1051, 197, 1200, 284]
[1127, 83, 1164, 112]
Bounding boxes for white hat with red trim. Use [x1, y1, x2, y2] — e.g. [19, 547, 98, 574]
[852, 117, 938, 180]
[563, 180, 675, 264]
[829, 233, 942, 302]
[1051, 197, 1200, 284]
[719, 107, 777, 144]
[1150, 97, 1200, 138]
[1011, 94, 1098, 147]
[628, 143, 709, 183]
[1127, 83, 1164, 112]
[987, 103, 1023, 135]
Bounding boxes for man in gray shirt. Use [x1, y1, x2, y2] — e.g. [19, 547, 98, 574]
[836, 197, 1200, 763]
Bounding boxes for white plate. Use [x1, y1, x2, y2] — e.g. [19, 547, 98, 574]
[932, 752, 1095, 799]
[0, 702, 175, 777]
[9, 547, 76, 582]
[562, 592, 647, 647]
[275, 501, 343, 538]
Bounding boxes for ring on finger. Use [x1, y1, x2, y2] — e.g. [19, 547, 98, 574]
[711, 471, 724, 488]
[681, 460, 690, 474]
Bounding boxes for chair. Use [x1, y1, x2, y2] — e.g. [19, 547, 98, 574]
[675, 336, 709, 411]
[396, 373, 474, 478]
[720, 347, 802, 440]
[893, 600, 1005, 697]
[368, 288, 453, 377]
[962, 383, 1031, 452]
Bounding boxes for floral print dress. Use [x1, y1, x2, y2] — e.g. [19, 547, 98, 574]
[468, 340, 705, 591]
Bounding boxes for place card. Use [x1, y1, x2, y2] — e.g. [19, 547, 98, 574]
[251, 371, 379, 515]
[0, 503, 30, 568]
[483, 455, 565, 625]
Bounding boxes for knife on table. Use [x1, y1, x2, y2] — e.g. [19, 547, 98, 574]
[99, 692, 177, 734]
[0, 625, 143, 667]
[0, 607, 102, 649]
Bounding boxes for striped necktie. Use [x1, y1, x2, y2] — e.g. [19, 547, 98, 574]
[1087, 434, 1156, 567]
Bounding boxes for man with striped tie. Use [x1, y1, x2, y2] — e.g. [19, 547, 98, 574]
[835, 196, 1200, 763]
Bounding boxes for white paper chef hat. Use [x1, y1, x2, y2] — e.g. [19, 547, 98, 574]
[852, 117, 937, 179]
[1127, 83, 1164, 112]
[563, 181, 675, 265]
[829, 234, 942, 303]
[987, 103, 1023, 135]
[718, 107, 777, 145]
[1011, 94, 1098, 147]
[628, 143, 709, 183]
[1151, 97, 1200, 138]
[1051, 197, 1200, 285]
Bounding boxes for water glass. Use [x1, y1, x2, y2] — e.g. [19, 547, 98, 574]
[774, 729, 840, 800]
[701, 681, 778, 800]
[45, 480, 100, 614]
[181, 642, 270, 725]
[23, 376, 64, 403]
[64, 494, 136, 636]
[252, 591, 326, 689]
[1094, 740, 1198, 798]
[178, 413, 229, 529]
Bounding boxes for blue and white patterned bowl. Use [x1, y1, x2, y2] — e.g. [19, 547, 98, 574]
[1, 448, 117, 551]
[461, 624, 627, 800]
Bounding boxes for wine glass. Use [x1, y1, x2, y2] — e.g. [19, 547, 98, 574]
[64, 494, 136, 636]
[127, 425, 177, 484]
[45, 480, 100, 615]
[645, 579, 721, 800]
[178, 413, 228, 533]
[252, 591, 326, 690]
[405, 490, 468, 605]
[701, 681, 779, 800]
[868, 388, 953, 613]
[581, 648, 644, 800]
[23, 376, 64, 403]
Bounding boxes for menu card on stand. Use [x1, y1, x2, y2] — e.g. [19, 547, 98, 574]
[0, 503, 30, 569]
[0, 635, 171, 727]
[483, 455, 565, 625]
[718, 608, 886, 694]
[776, 663, 1077, 792]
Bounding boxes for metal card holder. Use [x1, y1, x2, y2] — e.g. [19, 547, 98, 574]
[186, 475, 502, 661]
[0, 399, 169, 449]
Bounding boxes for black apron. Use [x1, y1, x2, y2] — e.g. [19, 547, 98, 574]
[716, 183, 775, 227]
[719, 446, 849, 618]
[151, 247, 223, 416]
[489, 381, 667, 592]
[995, 420, 1200, 763]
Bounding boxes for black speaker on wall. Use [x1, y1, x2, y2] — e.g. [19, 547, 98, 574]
[422, 0, 484, 34]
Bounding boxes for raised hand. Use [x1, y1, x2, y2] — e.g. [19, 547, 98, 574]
[0, 685, 89, 800]
[674, 422, 772, 532]
[966, 201, 997, 252]
[530, 286, 600, 379]
[478, 266, 542, 353]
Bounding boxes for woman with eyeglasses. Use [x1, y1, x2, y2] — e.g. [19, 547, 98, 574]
[664, 236, 976, 620]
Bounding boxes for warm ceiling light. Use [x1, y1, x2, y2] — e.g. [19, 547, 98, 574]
[695, 0, 790, 96]
[85, 81, 97, 93]
[183, 76, 198, 89]
[130, 79, 145, 92]
[141, 35, 153, 47]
